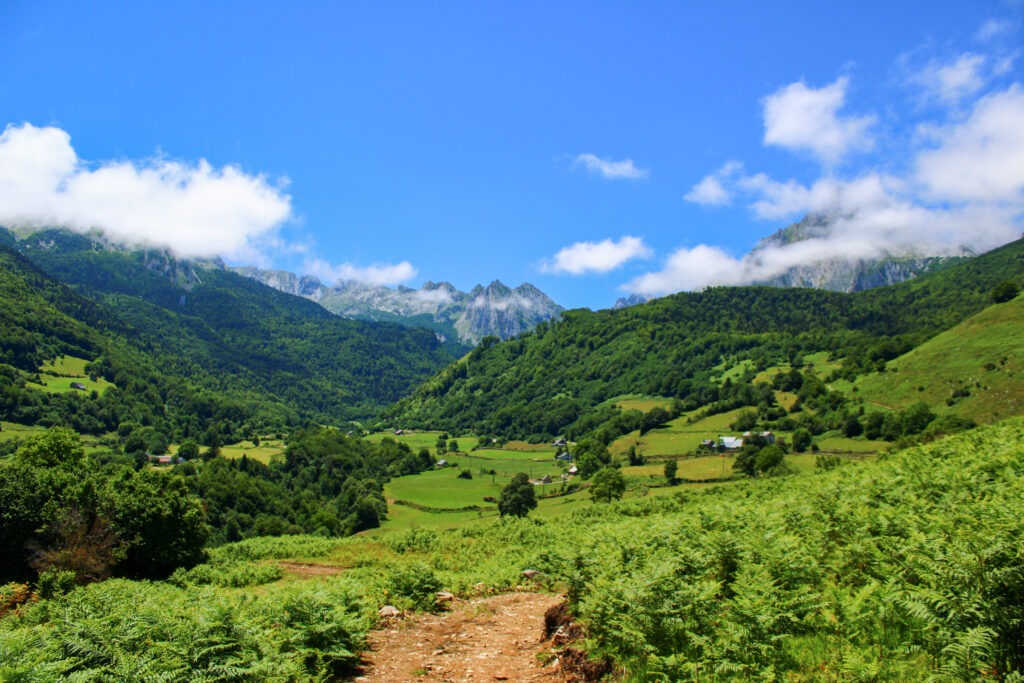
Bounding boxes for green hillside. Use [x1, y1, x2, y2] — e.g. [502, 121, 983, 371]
[853, 291, 1024, 424]
[386, 239, 1024, 442]
[6, 228, 455, 432]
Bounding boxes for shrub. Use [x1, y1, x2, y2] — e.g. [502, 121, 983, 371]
[381, 562, 443, 612]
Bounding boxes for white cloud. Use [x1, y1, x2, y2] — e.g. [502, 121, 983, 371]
[976, 18, 1013, 42]
[639, 72, 1024, 298]
[911, 53, 988, 105]
[626, 244, 743, 295]
[0, 123, 292, 259]
[684, 161, 741, 206]
[542, 235, 652, 275]
[412, 287, 454, 306]
[304, 258, 418, 287]
[915, 84, 1024, 203]
[762, 77, 876, 165]
[573, 153, 649, 180]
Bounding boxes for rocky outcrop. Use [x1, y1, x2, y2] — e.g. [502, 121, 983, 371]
[752, 213, 971, 293]
[232, 268, 564, 346]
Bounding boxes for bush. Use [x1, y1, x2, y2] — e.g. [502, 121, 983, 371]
[382, 562, 443, 611]
[991, 279, 1020, 303]
[36, 568, 76, 599]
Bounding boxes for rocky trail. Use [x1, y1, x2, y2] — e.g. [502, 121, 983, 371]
[356, 591, 606, 683]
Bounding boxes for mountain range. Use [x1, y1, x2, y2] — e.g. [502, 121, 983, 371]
[231, 267, 564, 350]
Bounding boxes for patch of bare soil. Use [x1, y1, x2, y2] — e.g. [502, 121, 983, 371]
[357, 591, 603, 683]
[276, 561, 348, 577]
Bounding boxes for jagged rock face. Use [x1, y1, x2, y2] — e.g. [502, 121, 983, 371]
[231, 267, 323, 299]
[614, 294, 649, 309]
[752, 214, 971, 293]
[457, 282, 564, 342]
[232, 268, 564, 345]
[759, 254, 965, 292]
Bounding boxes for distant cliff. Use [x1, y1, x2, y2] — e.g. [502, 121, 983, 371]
[752, 213, 970, 292]
[232, 267, 564, 348]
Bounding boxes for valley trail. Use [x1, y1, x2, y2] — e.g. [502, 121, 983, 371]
[357, 591, 572, 682]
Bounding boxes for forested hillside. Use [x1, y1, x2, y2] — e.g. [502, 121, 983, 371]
[0, 227, 455, 444]
[386, 239, 1024, 441]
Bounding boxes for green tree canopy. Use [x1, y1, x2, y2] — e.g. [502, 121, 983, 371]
[991, 279, 1020, 303]
[663, 459, 678, 484]
[498, 472, 537, 518]
[590, 467, 626, 503]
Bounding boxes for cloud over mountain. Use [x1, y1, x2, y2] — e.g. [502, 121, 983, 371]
[644, 31, 1024, 299]
[0, 123, 292, 260]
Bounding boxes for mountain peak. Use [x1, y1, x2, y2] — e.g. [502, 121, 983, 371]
[233, 267, 564, 346]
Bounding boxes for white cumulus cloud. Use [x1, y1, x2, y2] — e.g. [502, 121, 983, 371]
[542, 236, 652, 275]
[0, 123, 292, 260]
[910, 53, 988, 105]
[684, 161, 742, 206]
[304, 258, 418, 287]
[915, 84, 1024, 203]
[574, 153, 649, 180]
[762, 77, 876, 165]
[635, 67, 1024, 298]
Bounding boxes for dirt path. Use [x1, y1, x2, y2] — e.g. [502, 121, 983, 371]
[356, 592, 571, 683]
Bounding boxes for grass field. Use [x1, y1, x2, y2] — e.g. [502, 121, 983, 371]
[217, 438, 287, 465]
[618, 408, 746, 458]
[30, 355, 116, 395]
[0, 421, 46, 443]
[815, 435, 887, 454]
[853, 295, 1024, 425]
[602, 394, 675, 413]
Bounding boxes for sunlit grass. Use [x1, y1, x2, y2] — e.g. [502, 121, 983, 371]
[30, 354, 116, 395]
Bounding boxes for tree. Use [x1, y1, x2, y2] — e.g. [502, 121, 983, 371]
[447, 439, 459, 453]
[755, 445, 785, 473]
[498, 473, 537, 517]
[991, 279, 1020, 303]
[203, 432, 222, 461]
[843, 414, 864, 438]
[177, 438, 199, 461]
[15, 426, 85, 468]
[590, 467, 626, 503]
[791, 428, 813, 453]
[663, 459, 678, 484]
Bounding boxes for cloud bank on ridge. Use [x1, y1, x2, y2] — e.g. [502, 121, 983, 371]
[0, 123, 292, 261]
[632, 34, 1024, 298]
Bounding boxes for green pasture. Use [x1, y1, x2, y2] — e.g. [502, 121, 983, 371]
[365, 429, 443, 451]
[602, 394, 674, 413]
[217, 438, 287, 465]
[624, 454, 738, 481]
[619, 408, 746, 458]
[500, 440, 558, 452]
[0, 421, 46, 443]
[462, 447, 554, 462]
[30, 355, 115, 395]
[853, 295, 1024, 425]
[815, 435, 887, 455]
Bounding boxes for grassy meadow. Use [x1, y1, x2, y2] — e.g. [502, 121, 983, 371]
[852, 294, 1024, 424]
[29, 355, 115, 395]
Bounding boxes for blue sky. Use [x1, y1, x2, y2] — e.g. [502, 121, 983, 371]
[1, 1, 1023, 310]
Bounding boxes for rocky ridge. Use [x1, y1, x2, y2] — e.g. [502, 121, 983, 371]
[232, 267, 564, 347]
